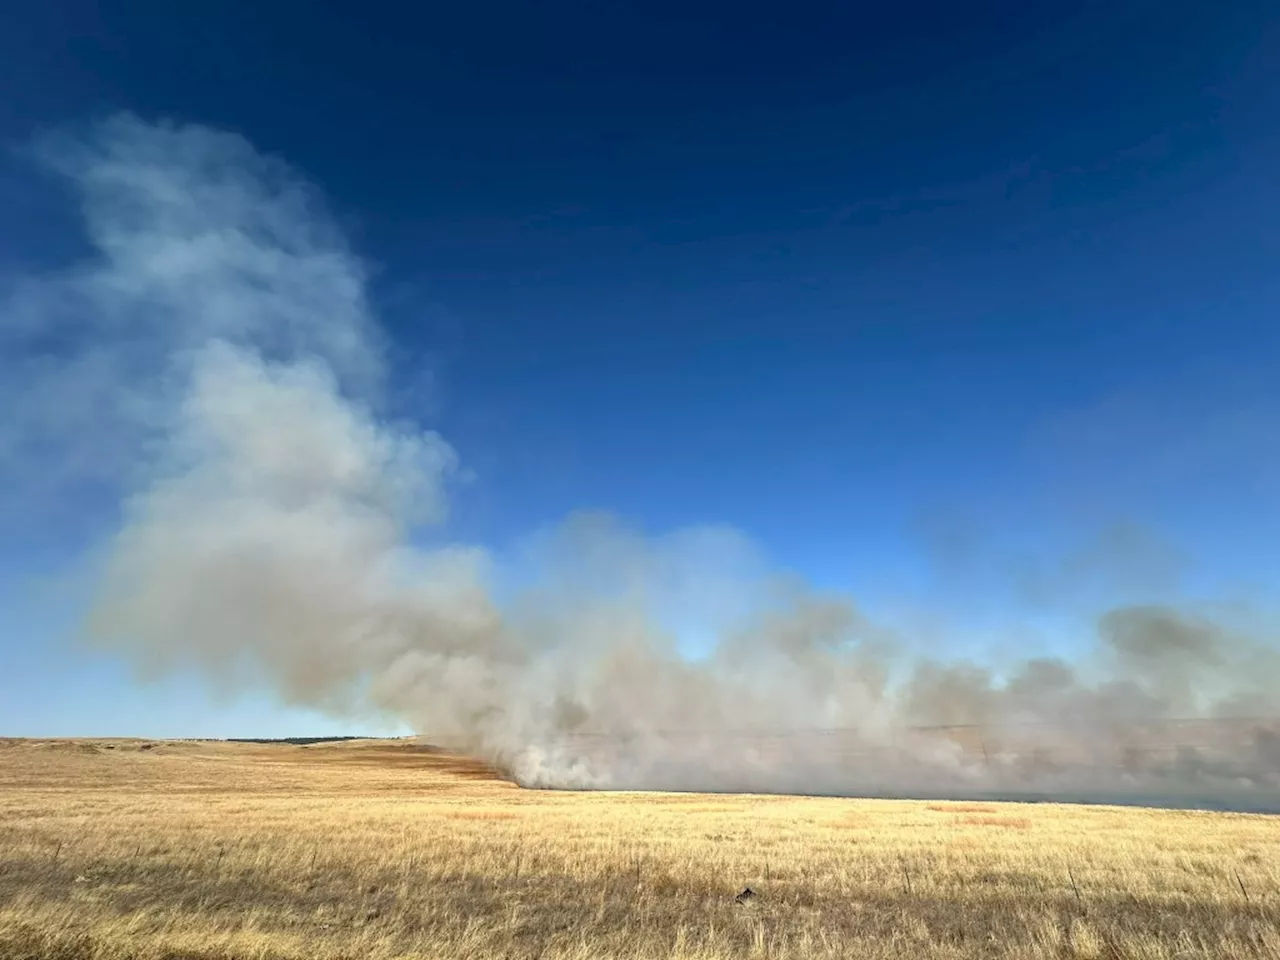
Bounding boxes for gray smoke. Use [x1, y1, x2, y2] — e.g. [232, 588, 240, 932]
[5, 115, 1280, 812]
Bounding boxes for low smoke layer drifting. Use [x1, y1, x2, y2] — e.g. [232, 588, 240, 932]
[4, 116, 1279, 812]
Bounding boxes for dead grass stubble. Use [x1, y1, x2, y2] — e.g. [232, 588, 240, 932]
[1, 738, 1278, 959]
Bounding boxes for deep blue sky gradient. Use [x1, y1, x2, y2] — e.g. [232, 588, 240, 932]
[3, 1, 1279, 735]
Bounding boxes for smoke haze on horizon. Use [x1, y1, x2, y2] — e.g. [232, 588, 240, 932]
[4, 115, 1280, 812]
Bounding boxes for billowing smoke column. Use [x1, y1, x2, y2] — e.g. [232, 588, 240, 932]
[4, 115, 1280, 811]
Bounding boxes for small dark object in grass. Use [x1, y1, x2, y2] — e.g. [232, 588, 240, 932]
[734, 887, 756, 905]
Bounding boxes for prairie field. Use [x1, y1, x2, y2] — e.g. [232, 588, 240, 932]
[1, 739, 1278, 960]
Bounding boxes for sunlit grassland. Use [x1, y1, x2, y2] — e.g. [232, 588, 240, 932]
[1, 738, 1277, 959]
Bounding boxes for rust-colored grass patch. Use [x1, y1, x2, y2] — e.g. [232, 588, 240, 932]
[956, 814, 1033, 830]
[441, 809, 520, 821]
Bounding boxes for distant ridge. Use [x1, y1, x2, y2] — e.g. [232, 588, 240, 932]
[220, 736, 377, 745]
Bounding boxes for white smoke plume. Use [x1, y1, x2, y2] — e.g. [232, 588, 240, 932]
[4, 115, 1280, 811]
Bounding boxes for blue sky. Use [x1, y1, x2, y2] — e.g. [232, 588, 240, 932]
[2, 2, 1279, 737]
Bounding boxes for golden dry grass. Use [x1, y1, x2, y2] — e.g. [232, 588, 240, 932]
[1, 738, 1278, 959]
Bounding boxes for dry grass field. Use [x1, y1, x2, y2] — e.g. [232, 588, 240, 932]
[1, 738, 1278, 959]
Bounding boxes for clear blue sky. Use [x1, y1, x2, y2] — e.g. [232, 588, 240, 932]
[2, 1, 1279, 737]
